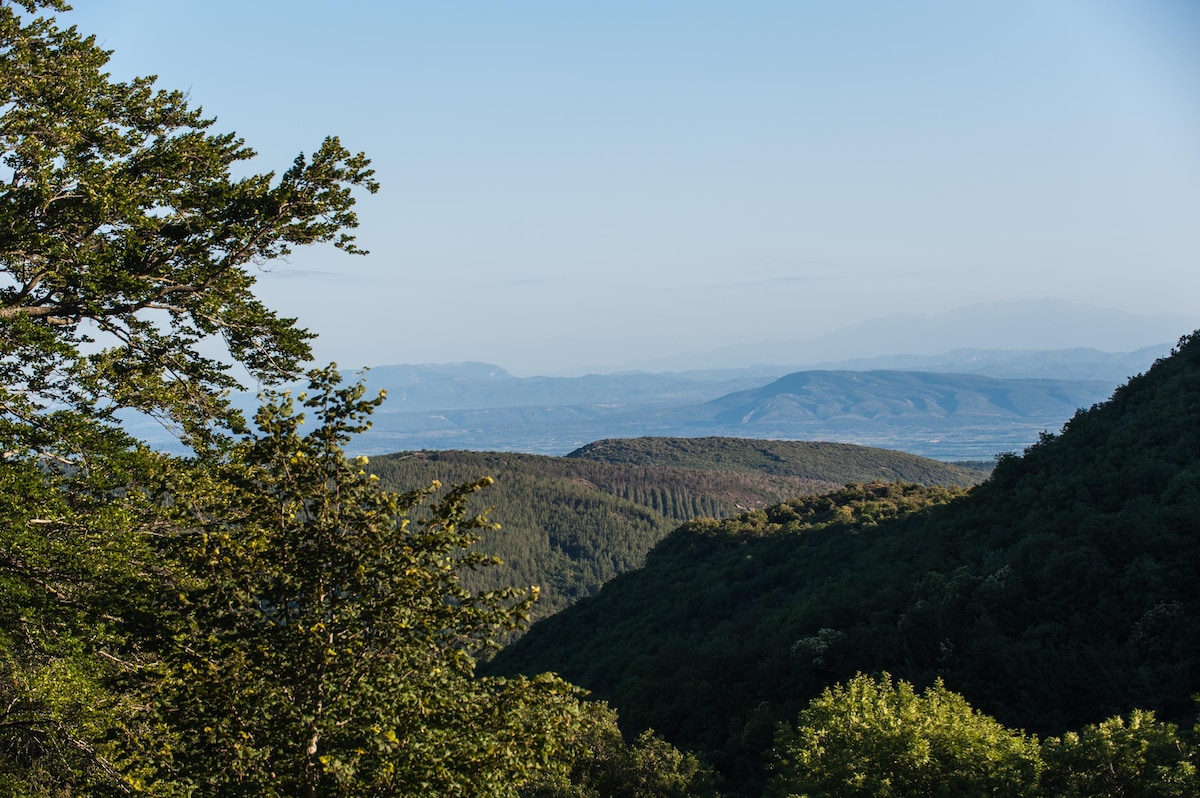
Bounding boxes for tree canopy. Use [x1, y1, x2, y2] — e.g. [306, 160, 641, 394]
[767, 674, 1042, 798]
[1, 0, 377, 449]
[118, 370, 588, 796]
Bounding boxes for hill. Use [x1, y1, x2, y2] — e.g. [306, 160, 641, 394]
[568, 436, 986, 484]
[346, 369, 1115, 459]
[121, 344, 1159, 459]
[367, 442, 982, 621]
[490, 331, 1200, 794]
[666, 369, 1115, 459]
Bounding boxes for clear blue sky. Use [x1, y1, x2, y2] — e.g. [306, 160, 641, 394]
[66, 1, 1200, 374]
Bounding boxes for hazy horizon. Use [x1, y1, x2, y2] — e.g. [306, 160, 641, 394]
[68, 1, 1200, 375]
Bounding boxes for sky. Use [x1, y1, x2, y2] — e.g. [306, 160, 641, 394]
[63, 1, 1200, 375]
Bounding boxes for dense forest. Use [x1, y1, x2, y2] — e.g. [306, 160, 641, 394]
[366, 443, 981, 619]
[493, 331, 1200, 795]
[567, 436, 989, 483]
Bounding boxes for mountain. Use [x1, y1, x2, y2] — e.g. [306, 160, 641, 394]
[345, 369, 1117, 459]
[490, 332, 1200, 794]
[668, 369, 1116, 458]
[563, 369, 1113, 461]
[349, 343, 1161, 458]
[122, 344, 1165, 460]
[355, 362, 785, 412]
[366, 442, 982, 622]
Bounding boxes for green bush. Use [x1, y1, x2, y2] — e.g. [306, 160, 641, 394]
[767, 673, 1041, 798]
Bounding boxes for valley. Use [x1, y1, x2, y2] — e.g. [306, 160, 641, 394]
[488, 333, 1200, 795]
[366, 439, 983, 621]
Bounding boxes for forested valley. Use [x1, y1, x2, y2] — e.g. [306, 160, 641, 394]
[2, 2, 1199, 796]
[365, 441, 982, 621]
[494, 330, 1200, 796]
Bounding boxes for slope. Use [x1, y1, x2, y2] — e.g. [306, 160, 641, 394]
[568, 436, 986, 484]
[367, 443, 982, 621]
[489, 331, 1200, 794]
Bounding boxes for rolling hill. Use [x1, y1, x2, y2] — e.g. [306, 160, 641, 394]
[121, 348, 1153, 459]
[367, 441, 982, 621]
[351, 369, 1116, 458]
[490, 331, 1200, 794]
[567, 436, 984, 484]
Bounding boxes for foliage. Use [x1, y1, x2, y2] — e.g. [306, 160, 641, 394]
[767, 676, 1200, 798]
[110, 369, 587, 796]
[521, 702, 718, 798]
[0, 4, 588, 794]
[494, 332, 1200, 796]
[0, 412, 174, 793]
[0, 2, 381, 790]
[491, 482, 966, 794]
[0, 0, 378, 448]
[370, 442, 977, 623]
[1040, 710, 1198, 798]
[368, 448, 844, 622]
[766, 674, 1041, 798]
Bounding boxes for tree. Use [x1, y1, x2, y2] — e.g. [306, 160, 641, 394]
[766, 673, 1041, 798]
[110, 369, 587, 796]
[1040, 709, 1198, 798]
[1, 2, 379, 790]
[1, 4, 590, 794]
[520, 701, 716, 798]
[1, 0, 378, 450]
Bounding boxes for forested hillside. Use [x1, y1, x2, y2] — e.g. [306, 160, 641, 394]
[569, 436, 986, 483]
[492, 331, 1200, 794]
[367, 444, 981, 619]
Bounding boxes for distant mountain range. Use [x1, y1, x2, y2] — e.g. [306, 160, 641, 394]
[122, 340, 1175, 461]
[337, 345, 1162, 459]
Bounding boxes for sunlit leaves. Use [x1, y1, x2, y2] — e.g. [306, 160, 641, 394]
[768, 674, 1042, 798]
[128, 368, 584, 796]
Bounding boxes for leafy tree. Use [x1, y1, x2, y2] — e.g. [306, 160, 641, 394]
[1040, 710, 1198, 798]
[766, 673, 1041, 798]
[110, 369, 587, 796]
[521, 701, 717, 798]
[1, 1, 378, 790]
[0, 411, 173, 794]
[0, 0, 378, 449]
[1, 3, 592, 794]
